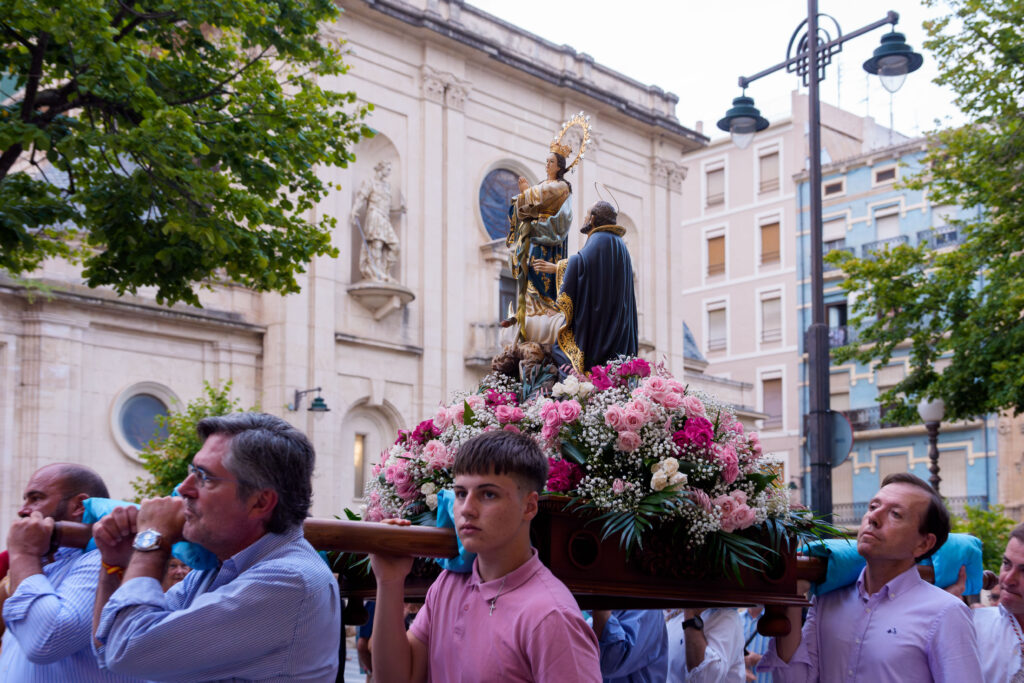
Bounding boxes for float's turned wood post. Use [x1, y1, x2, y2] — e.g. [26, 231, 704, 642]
[758, 604, 792, 637]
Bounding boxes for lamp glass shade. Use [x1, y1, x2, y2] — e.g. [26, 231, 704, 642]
[878, 55, 909, 93]
[729, 115, 757, 149]
[917, 397, 946, 423]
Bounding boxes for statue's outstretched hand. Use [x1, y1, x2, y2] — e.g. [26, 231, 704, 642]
[518, 176, 529, 192]
[532, 258, 556, 274]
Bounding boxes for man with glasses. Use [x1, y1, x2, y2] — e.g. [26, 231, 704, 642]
[1, 463, 136, 680]
[92, 413, 340, 681]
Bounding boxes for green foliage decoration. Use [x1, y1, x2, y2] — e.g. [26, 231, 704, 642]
[825, 0, 1024, 421]
[0, 0, 373, 305]
[131, 381, 251, 500]
[952, 503, 1017, 574]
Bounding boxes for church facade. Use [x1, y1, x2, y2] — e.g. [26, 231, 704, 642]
[0, 0, 704, 538]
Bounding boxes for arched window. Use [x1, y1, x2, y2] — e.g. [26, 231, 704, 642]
[478, 168, 520, 240]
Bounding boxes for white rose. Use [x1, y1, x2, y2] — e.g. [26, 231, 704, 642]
[425, 493, 439, 510]
[562, 375, 580, 394]
[661, 457, 679, 476]
[651, 471, 668, 491]
[668, 472, 687, 490]
[578, 381, 595, 398]
[552, 382, 567, 397]
[421, 482, 437, 495]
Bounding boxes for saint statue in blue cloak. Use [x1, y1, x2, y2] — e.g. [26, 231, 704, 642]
[534, 200, 638, 374]
[503, 114, 590, 343]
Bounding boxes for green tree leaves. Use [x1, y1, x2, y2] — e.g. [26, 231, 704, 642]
[1, 0, 371, 305]
[828, 0, 1024, 420]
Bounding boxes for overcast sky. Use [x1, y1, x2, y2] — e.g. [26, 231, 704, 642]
[470, 0, 965, 141]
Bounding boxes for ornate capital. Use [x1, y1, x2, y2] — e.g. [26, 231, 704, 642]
[445, 76, 471, 111]
[421, 66, 471, 109]
[651, 158, 688, 191]
[421, 65, 447, 104]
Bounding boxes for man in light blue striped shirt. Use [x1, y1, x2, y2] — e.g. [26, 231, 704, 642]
[1, 463, 139, 682]
[740, 607, 772, 683]
[93, 413, 340, 682]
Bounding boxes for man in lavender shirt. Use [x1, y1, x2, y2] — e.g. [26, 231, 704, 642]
[758, 472, 982, 682]
[370, 430, 602, 682]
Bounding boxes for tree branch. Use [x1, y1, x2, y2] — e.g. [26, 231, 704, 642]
[0, 21, 35, 50]
[166, 47, 270, 107]
[116, 0, 177, 20]
[20, 32, 50, 122]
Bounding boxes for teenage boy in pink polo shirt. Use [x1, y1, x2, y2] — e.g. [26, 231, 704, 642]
[370, 430, 602, 682]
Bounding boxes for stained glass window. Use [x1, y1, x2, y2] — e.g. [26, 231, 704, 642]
[120, 394, 170, 450]
[479, 168, 520, 240]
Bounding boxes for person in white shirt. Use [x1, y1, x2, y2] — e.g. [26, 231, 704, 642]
[666, 607, 745, 682]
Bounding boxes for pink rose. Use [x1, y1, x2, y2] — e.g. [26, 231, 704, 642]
[423, 440, 452, 470]
[540, 400, 561, 427]
[660, 391, 684, 409]
[557, 400, 582, 423]
[466, 394, 486, 411]
[612, 479, 626, 494]
[748, 432, 763, 457]
[604, 404, 626, 430]
[730, 506, 757, 530]
[541, 423, 560, 442]
[365, 505, 384, 522]
[503, 424, 521, 433]
[623, 408, 646, 432]
[667, 379, 686, 394]
[681, 395, 707, 418]
[495, 404, 525, 424]
[449, 404, 465, 426]
[714, 494, 737, 518]
[731, 489, 748, 506]
[433, 407, 453, 431]
[384, 463, 400, 483]
[616, 430, 642, 452]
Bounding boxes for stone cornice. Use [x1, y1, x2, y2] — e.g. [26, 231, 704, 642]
[356, 0, 707, 148]
[0, 277, 265, 335]
[335, 331, 424, 355]
[652, 158, 688, 191]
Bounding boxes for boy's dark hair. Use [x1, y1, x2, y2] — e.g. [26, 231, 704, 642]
[453, 430, 548, 494]
[880, 472, 950, 560]
[1010, 523, 1024, 547]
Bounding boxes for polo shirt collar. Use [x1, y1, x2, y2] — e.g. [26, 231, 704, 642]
[471, 548, 542, 603]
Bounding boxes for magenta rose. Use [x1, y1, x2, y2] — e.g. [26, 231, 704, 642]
[590, 365, 614, 391]
[616, 430, 642, 452]
[412, 419, 439, 445]
[546, 458, 583, 493]
[673, 416, 715, 451]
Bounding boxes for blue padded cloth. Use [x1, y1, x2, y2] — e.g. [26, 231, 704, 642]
[82, 497, 218, 570]
[921, 532, 984, 594]
[433, 488, 476, 573]
[803, 533, 983, 595]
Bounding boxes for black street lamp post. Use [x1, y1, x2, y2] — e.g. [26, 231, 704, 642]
[718, 2, 923, 518]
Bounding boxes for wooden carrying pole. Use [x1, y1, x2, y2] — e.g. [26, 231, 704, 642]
[53, 518, 461, 558]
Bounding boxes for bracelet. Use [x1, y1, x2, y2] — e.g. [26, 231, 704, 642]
[102, 561, 125, 577]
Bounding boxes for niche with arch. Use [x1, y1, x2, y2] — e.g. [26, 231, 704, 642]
[340, 400, 402, 501]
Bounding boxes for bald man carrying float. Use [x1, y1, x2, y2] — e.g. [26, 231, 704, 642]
[0, 463, 138, 681]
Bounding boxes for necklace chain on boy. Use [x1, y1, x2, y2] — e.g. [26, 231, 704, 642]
[1009, 611, 1024, 682]
[488, 576, 508, 616]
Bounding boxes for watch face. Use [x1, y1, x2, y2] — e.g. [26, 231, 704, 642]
[134, 529, 160, 551]
[694, 615, 704, 630]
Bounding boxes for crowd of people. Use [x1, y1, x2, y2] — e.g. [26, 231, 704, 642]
[1, 414, 1022, 681]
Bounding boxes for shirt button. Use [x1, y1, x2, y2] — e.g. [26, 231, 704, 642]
[464, 605, 469, 611]
[855, 638, 861, 643]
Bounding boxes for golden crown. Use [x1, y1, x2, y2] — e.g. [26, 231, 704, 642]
[550, 140, 572, 158]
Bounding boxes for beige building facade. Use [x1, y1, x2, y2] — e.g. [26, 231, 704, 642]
[0, 0, 706, 542]
[678, 92, 900, 495]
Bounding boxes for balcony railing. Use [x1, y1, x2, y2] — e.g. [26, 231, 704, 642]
[841, 405, 901, 431]
[824, 246, 855, 271]
[828, 325, 856, 348]
[861, 235, 909, 258]
[917, 228, 964, 250]
[835, 496, 987, 525]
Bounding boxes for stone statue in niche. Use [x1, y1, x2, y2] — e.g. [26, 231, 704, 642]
[351, 161, 400, 283]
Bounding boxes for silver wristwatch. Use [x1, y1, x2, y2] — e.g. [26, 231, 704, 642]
[132, 528, 165, 552]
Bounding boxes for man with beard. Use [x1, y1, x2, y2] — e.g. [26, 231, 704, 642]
[533, 200, 637, 374]
[92, 413, 340, 681]
[1, 463, 138, 681]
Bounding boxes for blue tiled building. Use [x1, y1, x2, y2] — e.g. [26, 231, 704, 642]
[795, 139, 996, 524]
